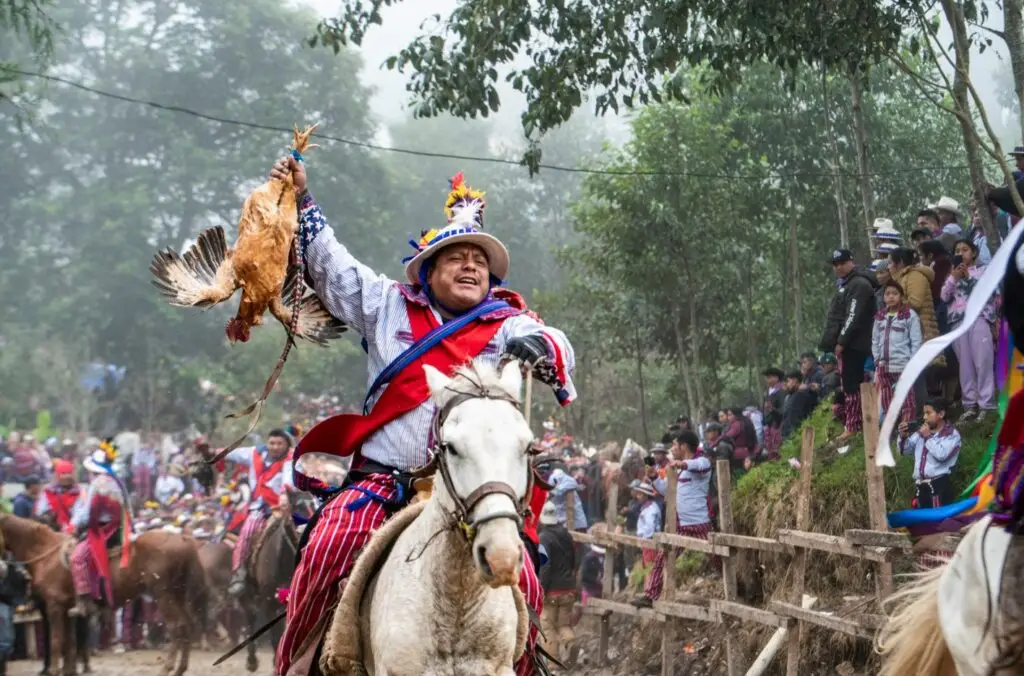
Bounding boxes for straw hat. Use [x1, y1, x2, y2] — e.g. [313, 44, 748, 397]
[402, 172, 509, 286]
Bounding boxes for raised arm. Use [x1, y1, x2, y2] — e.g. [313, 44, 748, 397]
[270, 155, 393, 337]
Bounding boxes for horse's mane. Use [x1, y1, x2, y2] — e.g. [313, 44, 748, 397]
[448, 361, 520, 403]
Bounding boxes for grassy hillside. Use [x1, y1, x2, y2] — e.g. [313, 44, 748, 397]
[730, 403, 994, 595]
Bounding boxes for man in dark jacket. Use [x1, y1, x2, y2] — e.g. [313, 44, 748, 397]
[12, 477, 41, 519]
[819, 249, 878, 441]
[781, 372, 818, 439]
[538, 501, 577, 662]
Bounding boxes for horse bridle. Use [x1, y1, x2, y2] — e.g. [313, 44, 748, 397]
[413, 386, 550, 544]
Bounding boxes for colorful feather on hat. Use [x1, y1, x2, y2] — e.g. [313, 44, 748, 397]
[444, 171, 486, 228]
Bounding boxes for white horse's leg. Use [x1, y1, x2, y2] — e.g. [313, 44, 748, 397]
[938, 516, 1013, 676]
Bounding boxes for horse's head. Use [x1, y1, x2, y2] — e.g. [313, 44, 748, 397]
[424, 360, 533, 589]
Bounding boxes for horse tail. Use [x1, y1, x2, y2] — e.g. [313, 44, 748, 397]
[876, 564, 957, 676]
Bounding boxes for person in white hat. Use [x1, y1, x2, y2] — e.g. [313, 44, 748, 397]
[68, 439, 131, 618]
[630, 481, 662, 607]
[933, 196, 963, 236]
[266, 157, 578, 674]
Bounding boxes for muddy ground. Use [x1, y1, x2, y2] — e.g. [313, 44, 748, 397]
[9, 649, 274, 675]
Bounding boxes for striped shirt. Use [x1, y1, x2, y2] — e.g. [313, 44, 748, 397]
[299, 196, 577, 471]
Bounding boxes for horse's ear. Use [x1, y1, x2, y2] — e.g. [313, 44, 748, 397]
[423, 364, 454, 405]
[499, 360, 523, 399]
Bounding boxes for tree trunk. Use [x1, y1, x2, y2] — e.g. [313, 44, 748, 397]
[686, 277, 706, 418]
[822, 70, 851, 248]
[1004, 0, 1024, 142]
[849, 68, 876, 255]
[790, 202, 803, 353]
[634, 325, 651, 448]
[742, 265, 757, 398]
[941, 0, 999, 244]
[672, 306, 697, 421]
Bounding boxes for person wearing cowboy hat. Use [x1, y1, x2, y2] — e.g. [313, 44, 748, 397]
[68, 439, 132, 618]
[629, 482, 662, 607]
[267, 156, 578, 673]
[537, 501, 577, 663]
[155, 461, 187, 507]
[931, 196, 963, 236]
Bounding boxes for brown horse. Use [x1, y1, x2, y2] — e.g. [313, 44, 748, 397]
[0, 514, 209, 676]
[196, 539, 235, 646]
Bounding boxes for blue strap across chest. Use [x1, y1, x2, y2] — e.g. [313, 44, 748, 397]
[361, 299, 511, 414]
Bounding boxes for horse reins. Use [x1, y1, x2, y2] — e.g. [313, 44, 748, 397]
[417, 384, 546, 544]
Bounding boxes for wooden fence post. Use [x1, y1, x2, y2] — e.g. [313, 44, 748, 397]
[599, 480, 618, 665]
[717, 459, 741, 676]
[661, 467, 679, 676]
[860, 381, 893, 597]
[785, 426, 816, 676]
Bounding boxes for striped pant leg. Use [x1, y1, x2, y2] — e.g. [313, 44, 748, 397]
[231, 511, 266, 570]
[514, 553, 544, 676]
[844, 389, 863, 433]
[275, 476, 395, 675]
[71, 541, 93, 596]
[643, 545, 664, 601]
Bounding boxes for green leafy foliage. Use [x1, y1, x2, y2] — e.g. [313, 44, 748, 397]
[316, 0, 921, 161]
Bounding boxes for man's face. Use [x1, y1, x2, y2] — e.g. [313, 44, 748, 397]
[800, 357, 816, 374]
[916, 216, 938, 233]
[832, 260, 854, 278]
[633, 491, 649, 504]
[670, 440, 686, 461]
[784, 377, 800, 392]
[923, 405, 944, 430]
[1015, 155, 1024, 171]
[765, 375, 779, 388]
[27, 483, 42, 497]
[822, 362, 836, 373]
[876, 268, 891, 285]
[937, 209, 955, 226]
[427, 243, 490, 313]
[705, 430, 720, 444]
[267, 435, 289, 459]
[58, 474, 75, 488]
[653, 452, 668, 466]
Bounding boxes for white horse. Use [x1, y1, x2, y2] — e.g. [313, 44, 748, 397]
[328, 361, 535, 676]
[877, 515, 1024, 675]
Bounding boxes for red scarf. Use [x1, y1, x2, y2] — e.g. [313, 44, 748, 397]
[252, 449, 291, 507]
[297, 300, 509, 462]
[43, 486, 79, 529]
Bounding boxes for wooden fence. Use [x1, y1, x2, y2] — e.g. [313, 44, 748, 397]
[567, 382, 956, 675]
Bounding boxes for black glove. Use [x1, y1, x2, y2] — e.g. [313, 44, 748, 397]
[503, 335, 549, 367]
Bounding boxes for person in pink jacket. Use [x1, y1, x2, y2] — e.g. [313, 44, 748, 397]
[940, 239, 999, 421]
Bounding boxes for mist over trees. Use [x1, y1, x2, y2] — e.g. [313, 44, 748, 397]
[1, 0, 1020, 444]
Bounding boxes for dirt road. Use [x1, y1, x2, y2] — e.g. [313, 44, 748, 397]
[9, 649, 273, 675]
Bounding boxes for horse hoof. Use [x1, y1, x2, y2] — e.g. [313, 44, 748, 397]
[246, 656, 258, 672]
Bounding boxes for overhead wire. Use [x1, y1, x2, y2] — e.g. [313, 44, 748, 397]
[10, 68, 985, 180]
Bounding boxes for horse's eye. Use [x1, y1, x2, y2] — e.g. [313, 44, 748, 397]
[446, 444, 459, 458]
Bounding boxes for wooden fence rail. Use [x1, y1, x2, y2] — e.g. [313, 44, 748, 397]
[566, 383, 949, 675]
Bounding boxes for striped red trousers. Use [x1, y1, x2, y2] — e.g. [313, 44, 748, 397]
[232, 511, 266, 570]
[643, 522, 712, 601]
[276, 474, 543, 676]
[876, 369, 916, 424]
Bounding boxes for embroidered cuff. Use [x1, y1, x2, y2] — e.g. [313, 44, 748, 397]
[537, 332, 573, 406]
[298, 192, 327, 259]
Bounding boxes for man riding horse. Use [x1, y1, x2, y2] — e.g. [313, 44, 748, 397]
[215, 428, 295, 596]
[69, 439, 133, 618]
[35, 460, 81, 532]
[269, 156, 576, 676]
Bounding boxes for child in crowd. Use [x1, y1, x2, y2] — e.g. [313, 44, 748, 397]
[872, 279, 923, 423]
[898, 397, 961, 508]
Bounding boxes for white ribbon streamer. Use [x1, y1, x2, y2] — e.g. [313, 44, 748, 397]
[876, 221, 1024, 466]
